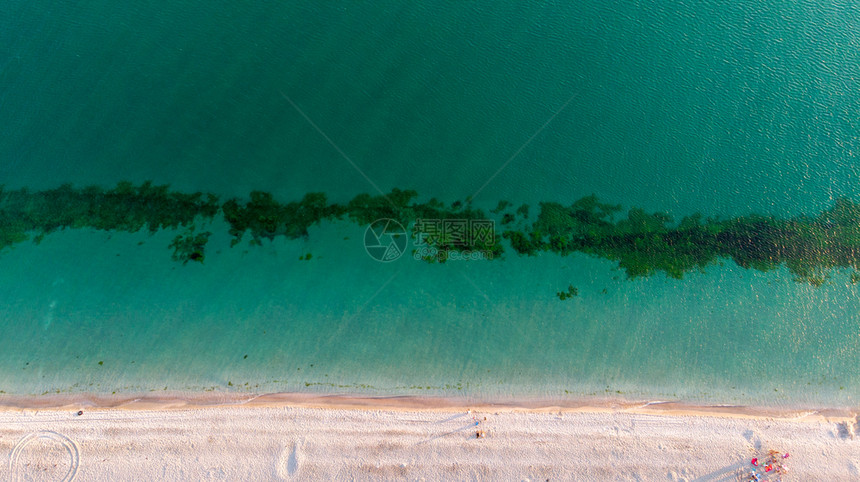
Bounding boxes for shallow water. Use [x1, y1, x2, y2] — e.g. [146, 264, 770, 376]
[1, 1, 859, 407]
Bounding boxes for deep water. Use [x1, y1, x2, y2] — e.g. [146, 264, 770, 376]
[1, 1, 859, 407]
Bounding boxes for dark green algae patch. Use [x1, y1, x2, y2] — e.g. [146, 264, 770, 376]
[2, 181, 860, 287]
[512, 194, 860, 286]
[0, 181, 219, 256]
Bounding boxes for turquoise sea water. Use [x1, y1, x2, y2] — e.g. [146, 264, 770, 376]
[1, 2, 859, 407]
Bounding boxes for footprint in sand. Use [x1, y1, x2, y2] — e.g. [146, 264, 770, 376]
[276, 440, 302, 480]
[743, 429, 762, 450]
[9, 430, 80, 482]
[836, 421, 855, 440]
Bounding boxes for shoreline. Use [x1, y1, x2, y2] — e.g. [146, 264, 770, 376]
[1, 394, 858, 480]
[1, 391, 856, 422]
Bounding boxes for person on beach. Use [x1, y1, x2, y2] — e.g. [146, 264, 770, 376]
[743, 449, 789, 481]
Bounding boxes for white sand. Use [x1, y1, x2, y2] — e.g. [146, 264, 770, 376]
[0, 397, 858, 481]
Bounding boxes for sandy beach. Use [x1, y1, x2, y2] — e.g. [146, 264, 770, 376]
[0, 394, 858, 481]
